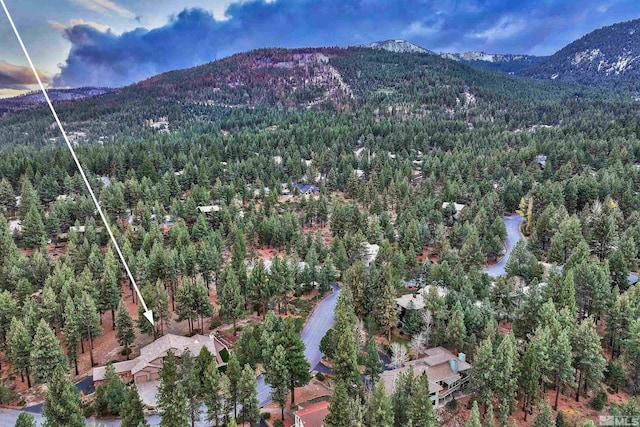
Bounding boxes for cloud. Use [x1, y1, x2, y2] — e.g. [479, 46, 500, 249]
[0, 60, 52, 89]
[72, 0, 135, 19]
[50, 19, 111, 33]
[52, 0, 640, 87]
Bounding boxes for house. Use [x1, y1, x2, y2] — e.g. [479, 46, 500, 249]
[537, 154, 547, 168]
[441, 202, 466, 219]
[380, 347, 471, 407]
[363, 243, 379, 268]
[92, 333, 228, 386]
[294, 400, 330, 427]
[197, 205, 221, 215]
[294, 184, 318, 195]
[395, 285, 448, 329]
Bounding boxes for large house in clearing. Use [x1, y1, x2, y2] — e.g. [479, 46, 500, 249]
[380, 346, 471, 407]
[92, 333, 228, 385]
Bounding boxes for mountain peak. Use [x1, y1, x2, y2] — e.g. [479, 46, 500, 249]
[361, 39, 433, 55]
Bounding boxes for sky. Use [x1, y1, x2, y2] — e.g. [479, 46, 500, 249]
[0, 0, 638, 97]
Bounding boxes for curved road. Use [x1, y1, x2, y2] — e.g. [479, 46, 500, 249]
[483, 214, 524, 278]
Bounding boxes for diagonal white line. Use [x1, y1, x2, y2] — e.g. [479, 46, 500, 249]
[0, 0, 153, 324]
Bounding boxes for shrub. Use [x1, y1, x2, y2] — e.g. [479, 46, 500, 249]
[446, 395, 459, 411]
[590, 389, 608, 411]
[274, 419, 284, 427]
[261, 412, 271, 420]
[316, 372, 326, 381]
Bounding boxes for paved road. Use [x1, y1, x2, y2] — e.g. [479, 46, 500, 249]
[483, 214, 524, 278]
[257, 284, 340, 406]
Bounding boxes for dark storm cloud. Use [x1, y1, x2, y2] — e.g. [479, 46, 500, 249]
[0, 60, 52, 89]
[53, 0, 639, 87]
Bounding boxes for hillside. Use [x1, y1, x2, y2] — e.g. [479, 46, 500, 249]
[441, 51, 547, 74]
[0, 46, 583, 147]
[523, 18, 640, 84]
[360, 39, 434, 54]
[0, 87, 117, 116]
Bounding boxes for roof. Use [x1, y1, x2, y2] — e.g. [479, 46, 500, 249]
[295, 401, 329, 426]
[380, 346, 470, 396]
[197, 205, 221, 213]
[395, 285, 448, 310]
[295, 183, 318, 194]
[442, 202, 466, 213]
[93, 334, 227, 381]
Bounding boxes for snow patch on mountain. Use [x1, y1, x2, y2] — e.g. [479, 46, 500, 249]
[361, 40, 433, 55]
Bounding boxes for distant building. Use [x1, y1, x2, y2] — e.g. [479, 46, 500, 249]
[395, 285, 448, 329]
[93, 333, 228, 386]
[363, 243, 380, 268]
[293, 400, 329, 427]
[197, 205, 221, 214]
[442, 202, 466, 219]
[380, 347, 471, 407]
[537, 154, 547, 168]
[294, 184, 318, 195]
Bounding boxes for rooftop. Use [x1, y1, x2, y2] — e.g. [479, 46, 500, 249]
[294, 400, 330, 426]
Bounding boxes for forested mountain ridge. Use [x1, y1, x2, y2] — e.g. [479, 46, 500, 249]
[0, 87, 117, 116]
[441, 51, 548, 75]
[0, 45, 594, 148]
[523, 18, 640, 84]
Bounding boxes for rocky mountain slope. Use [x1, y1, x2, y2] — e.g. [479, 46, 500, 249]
[361, 39, 433, 54]
[523, 18, 640, 83]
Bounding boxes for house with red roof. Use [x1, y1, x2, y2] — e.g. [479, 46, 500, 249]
[293, 400, 330, 427]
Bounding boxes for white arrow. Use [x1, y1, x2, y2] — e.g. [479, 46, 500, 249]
[1, 0, 154, 325]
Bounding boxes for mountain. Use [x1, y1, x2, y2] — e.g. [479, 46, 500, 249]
[361, 39, 433, 54]
[523, 18, 640, 83]
[0, 45, 585, 147]
[440, 51, 547, 74]
[0, 87, 117, 116]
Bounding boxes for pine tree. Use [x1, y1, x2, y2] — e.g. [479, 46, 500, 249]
[550, 330, 575, 410]
[409, 372, 436, 426]
[533, 400, 554, 427]
[238, 364, 260, 426]
[77, 291, 101, 366]
[120, 385, 149, 427]
[494, 332, 519, 415]
[325, 380, 355, 427]
[364, 335, 383, 387]
[180, 349, 200, 427]
[40, 284, 60, 332]
[203, 361, 224, 427]
[62, 297, 81, 375]
[30, 318, 67, 384]
[219, 267, 243, 336]
[520, 327, 549, 420]
[22, 204, 46, 248]
[157, 351, 189, 427]
[7, 317, 32, 388]
[470, 337, 494, 410]
[366, 380, 393, 427]
[265, 344, 290, 420]
[42, 367, 84, 427]
[572, 318, 606, 402]
[623, 319, 640, 395]
[275, 317, 311, 404]
[95, 363, 126, 416]
[446, 301, 467, 354]
[467, 401, 482, 427]
[195, 346, 214, 393]
[226, 354, 241, 420]
[115, 299, 135, 359]
[14, 412, 36, 427]
[0, 178, 14, 215]
[484, 404, 497, 427]
[100, 248, 122, 330]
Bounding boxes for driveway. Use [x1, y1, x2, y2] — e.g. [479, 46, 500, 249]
[483, 214, 524, 278]
[257, 284, 340, 406]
